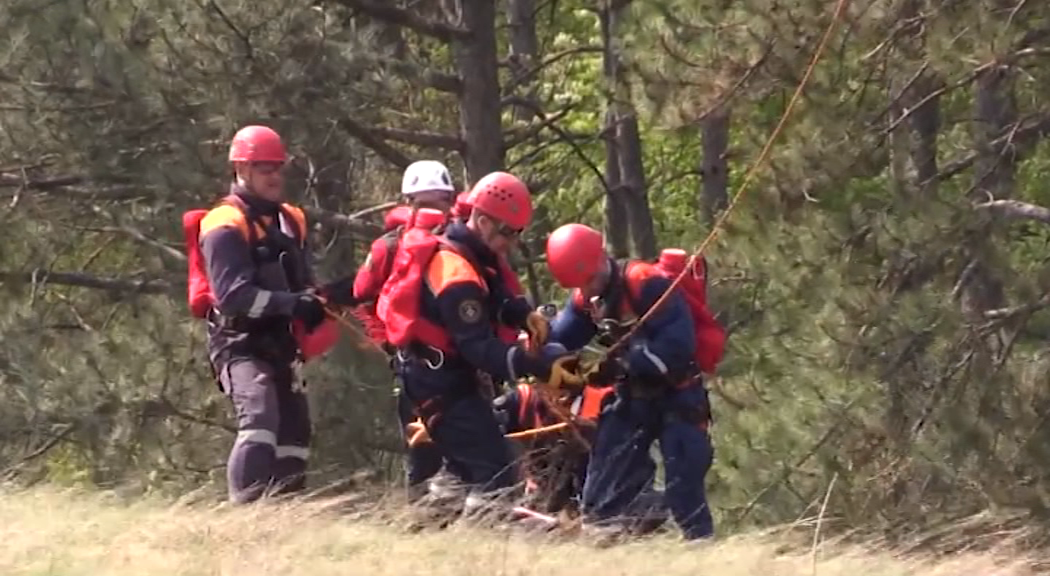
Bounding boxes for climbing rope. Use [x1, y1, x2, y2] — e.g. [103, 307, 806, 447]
[601, 0, 851, 361]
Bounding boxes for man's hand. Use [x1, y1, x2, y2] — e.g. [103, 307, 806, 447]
[548, 355, 584, 389]
[292, 294, 327, 333]
[525, 311, 550, 354]
[406, 419, 431, 447]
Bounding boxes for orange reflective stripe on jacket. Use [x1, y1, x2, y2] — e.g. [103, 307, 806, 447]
[199, 200, 307, 246]
[424, 249, 487, 294]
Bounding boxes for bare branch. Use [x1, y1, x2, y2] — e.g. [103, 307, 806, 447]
[502, 46, 603, 91]
[934, 113, 1050, 184]
[501, 96, 611, 195]
[1, 423, 77, 479]
[207, 0, 252, 58]
[503, 104, 576, 148]
[974, 199, 1050, 225]
[337, 117, 412, 169]
[0, 270, 175, 295]
[304, 206, 383, 237]
[983, 292, 1050, 320]
[368, 126, 465, 151]
[326, 0, 470, 42]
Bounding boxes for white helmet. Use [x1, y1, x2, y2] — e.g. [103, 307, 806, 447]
[401, 160, 455, 196]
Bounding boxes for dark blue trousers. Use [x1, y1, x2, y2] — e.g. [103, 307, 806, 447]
[581, 384, 714, 539]
[398, 356, 516, 491]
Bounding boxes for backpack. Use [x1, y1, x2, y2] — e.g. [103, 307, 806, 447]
[376, 211, 522, 352]
[349, 227, 405, 346]
[180, 196, 339, 360]
[625, 249, 727, 374]
[182, 195, 306, 319]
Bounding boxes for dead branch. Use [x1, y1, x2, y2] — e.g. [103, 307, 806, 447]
[503, 104, 576, 148]
[974, 199, 1050, 225]
[983, 292, 1050, 320]
[502, 45, 603, 91]
[500, 96, 611, 194]
[368, 126, 465, 151]
[325, 0, 471, 42]
[0, 270, 175, 295]
[337, 117, 413, 169]
[935, 114, 1050, 184]
[304, 206, 383, 237]
[208, 0, 252, 58]
[1, 423, 77, 479]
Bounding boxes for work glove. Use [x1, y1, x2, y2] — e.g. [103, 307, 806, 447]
[292, 293, 327, 333]
[320, 275, 359, 308]
[524, 311, 550, 355]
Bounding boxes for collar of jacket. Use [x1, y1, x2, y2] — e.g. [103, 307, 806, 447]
[229, 183, 281, 218]
[445, 221, 499, 270]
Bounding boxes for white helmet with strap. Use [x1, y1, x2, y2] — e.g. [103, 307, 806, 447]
[401, 160, 455, 196]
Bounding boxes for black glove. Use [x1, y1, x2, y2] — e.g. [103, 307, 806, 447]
[321, 276, 358, 308]
[292, 294, 326, 333]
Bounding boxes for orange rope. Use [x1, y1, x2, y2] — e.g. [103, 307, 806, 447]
[506, 422, 569, 440]
[602, 0, 851, 361]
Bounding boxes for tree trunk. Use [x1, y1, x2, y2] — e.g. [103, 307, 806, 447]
[600, 0, 656, 260]
[700, 107, 730, 226]
[961, 63, 1015, 322]
[617, 112, 657, 259]
[603, 109, 630, 258]
[452, 0, 504, 182]
[506, 0, 538, 123]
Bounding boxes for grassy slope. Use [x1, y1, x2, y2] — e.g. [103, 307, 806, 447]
[0, 486, 1038, 576]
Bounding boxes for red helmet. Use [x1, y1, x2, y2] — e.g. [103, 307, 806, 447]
[546, 223, 606, 288]
[228, 125, 287, 163]
[469, 172, 532, 230]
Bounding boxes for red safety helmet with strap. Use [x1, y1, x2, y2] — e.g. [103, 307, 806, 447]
[469, 172, 532, 230]
[546, 223, 606, 289]
[228, 125, 287, 163]
[377, 209, 524, 353]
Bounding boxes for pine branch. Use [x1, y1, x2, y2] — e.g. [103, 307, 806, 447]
[347, 52, 462, 93]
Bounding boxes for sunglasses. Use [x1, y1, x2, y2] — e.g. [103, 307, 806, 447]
[494, 221, 524, 238]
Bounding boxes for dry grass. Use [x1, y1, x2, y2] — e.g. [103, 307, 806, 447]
[0, 485, 1041, 576]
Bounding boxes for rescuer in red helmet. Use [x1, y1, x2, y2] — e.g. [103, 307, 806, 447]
[350, 160, 460, 501]
[543, 223, 726, 540]
[189, 125, 351, 504]
[375, 171, 581, 510]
